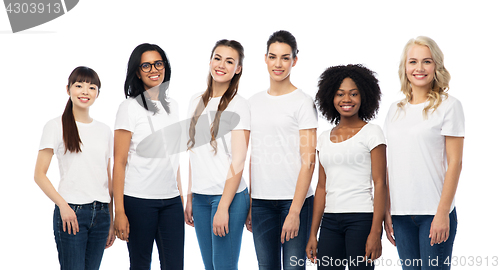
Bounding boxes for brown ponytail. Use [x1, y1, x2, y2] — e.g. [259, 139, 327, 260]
[62, 98, 82, 153]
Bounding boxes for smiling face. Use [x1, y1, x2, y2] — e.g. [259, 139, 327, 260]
[333, 77, 361, 119]
[406, 45, 436, 91]
[67, 81, 99, 110]
[137, 50, 165, 90]
[265, 42, 297, 82]
[209, 45, 241, 85]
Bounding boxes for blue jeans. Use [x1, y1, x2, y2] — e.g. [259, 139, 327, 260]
[391, 208, 458, 270]
[317, 213, 375, 270]
[192, 188, 250, 270]
[53, 201, 110, 270]
[124, 195, 184, 270]
[251, 196, 314, 270]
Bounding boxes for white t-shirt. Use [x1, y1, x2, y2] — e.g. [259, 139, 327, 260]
[318, 123, 385, 213]
[249, 89, 318, 200]
[384, 95, 465, 215]
[114, 97, 181, 199]
[39, 117, 112, 204]
[187, 93, 250, 195]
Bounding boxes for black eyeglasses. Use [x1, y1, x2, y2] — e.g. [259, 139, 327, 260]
[139, 60, 166, 73]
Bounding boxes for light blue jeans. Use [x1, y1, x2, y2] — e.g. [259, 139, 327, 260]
[192, 188, 250, 270]
[392, 208, 458, 270]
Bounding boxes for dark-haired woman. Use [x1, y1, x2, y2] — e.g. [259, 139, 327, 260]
[35, 66, 115, 270]
[184, 39, 249, 270]
[248, 30, 317, 270]
[305, 64, 387, 269]
[113, 43, 184, 270]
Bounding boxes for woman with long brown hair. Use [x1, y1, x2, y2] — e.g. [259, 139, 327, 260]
[184, 39, 250, 270]
[34, 66, 114, 270]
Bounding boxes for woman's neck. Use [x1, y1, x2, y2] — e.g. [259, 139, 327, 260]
[72, 107, 92, 123]
[337, 116, 366, 129]
[212, 81, 230, 98]
[145, 86, 160, 100]
[268, 76, 296, 96]
[410, 86, 431, 104]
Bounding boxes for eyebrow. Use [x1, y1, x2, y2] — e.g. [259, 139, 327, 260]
[408, 57, 433, 60]
[268, 53, 291, 57]
[214, 53, 235, 61]
[337, 88, 359, 92]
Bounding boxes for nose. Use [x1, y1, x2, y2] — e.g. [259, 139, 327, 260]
[416, 62, 424, 72]
[81, 85, 89, 95]
[342, 94, 352, 102]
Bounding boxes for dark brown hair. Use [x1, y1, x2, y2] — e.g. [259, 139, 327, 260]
[187, 39, 244, 154]
[62, 66, 101, 153]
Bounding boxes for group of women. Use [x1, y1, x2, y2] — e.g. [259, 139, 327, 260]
[34, 30, 464, 270]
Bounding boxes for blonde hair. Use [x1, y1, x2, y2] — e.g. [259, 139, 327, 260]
[397, 36, 450, 117]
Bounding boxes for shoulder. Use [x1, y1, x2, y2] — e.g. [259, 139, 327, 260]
[92, 119, 112, 132]
[43, 116, 62, 130]
[440, 94, 462, 108]
[248, 91, 267, 103]
[365, 122, 383, 132]
[230, 94, 249, 106]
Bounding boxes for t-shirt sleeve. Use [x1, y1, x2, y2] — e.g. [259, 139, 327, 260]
[232, 98, 251, 131]
[297, 96, 318, 130]
[316, 130, 327, 152]
[441, 98, 465, 137]
[39, 119, 58, 150]
[114, 99, 136, 132]
[367, 124, 386, 151]
[107, 126, 114, 159]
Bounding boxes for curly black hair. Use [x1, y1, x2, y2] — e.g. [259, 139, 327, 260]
[315, 64, 381, 125]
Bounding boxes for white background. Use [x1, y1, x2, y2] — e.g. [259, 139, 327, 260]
[1, 0, 499, 269]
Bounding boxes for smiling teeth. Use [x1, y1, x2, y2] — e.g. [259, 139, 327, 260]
[150, 75, 159, 79]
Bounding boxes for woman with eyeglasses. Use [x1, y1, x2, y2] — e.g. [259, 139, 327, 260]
[113, 43, 184, 270]
[34, 66, 114, 270]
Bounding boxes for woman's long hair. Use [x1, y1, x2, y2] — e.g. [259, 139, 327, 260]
[187, 39, 244, 154]
[124, 43, 171, 114]
[62, 66, 101, 153]
[397, 36, 450, 117]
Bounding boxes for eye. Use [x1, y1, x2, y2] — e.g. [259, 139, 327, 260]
[214, 57, 221, 61]
[408, 60, 417, 64]
[141, 63, 151, 70]
[155, 61, 165, 68]
[227, 60, 233, 65]
[283, 57, 290, 61]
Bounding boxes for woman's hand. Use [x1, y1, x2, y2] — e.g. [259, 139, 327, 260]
[245, 207, 252, 232]
[114, 212, 130, 242]
[384, 211, 396, 246]
[429, 212, 450, 246]
[305, 236, 318, 263]
[60, 204, 79, 235]
[365, 232, 382, 261]
[106, 221, 116, 248]
[281, 211, 300, 243]
[213, 208, 229, 237]
[184, 198, 194, 227]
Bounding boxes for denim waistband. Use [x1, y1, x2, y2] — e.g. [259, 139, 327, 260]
[67, 201, 108, 210]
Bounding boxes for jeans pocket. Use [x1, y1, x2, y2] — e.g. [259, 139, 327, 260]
[69, 204, 81, 214]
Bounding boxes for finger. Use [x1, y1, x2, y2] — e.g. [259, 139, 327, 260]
[281, 231, 286, 244]
[74, 220, 79, 234]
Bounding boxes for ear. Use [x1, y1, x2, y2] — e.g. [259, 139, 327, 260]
[264, 53, 268, 64]
[235, 65, 242, 75]
[66, 85, 70, 95]
[136, 70, 141, 80]
[292, 56, 298, 67]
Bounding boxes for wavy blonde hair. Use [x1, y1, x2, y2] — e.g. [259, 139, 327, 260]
[397, 36, 450, 117]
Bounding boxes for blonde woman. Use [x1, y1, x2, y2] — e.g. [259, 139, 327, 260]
[384, 36, 464, 270]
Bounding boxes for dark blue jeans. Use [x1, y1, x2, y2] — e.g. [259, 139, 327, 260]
[251, 196, 314, 270]
[124, 195, 184, 270]
[192, 188, 250, 270]
[391, 208, 458, 270]
[53, 201, 110, 270]
[316, 213, 375, 270]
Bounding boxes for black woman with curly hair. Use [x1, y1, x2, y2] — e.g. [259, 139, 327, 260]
[306, 64, 387, 269]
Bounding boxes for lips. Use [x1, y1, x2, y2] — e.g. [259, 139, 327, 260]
[149, 75, 160, 81]
[273, 69, 284, 75]
[413, 74, 427, 79]
[339, 105, 355, 111]
[78, 97, 90, 103]
[215, 69, 226, 75]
